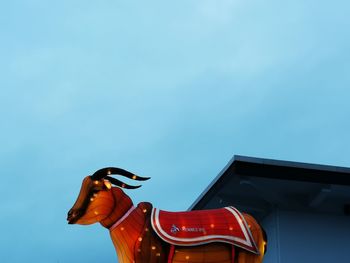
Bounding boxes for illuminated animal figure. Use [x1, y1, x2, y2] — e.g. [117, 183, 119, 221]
[67, 167, 267, 263]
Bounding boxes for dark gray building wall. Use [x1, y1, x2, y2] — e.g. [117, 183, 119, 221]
[278, 211, 349, 262]
[260, 211, 280, 263]
[251, 208, 350, 263]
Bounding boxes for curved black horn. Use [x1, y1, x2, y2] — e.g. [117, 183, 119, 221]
[90, 167, 150, 181]
[105, 176, 141, 189]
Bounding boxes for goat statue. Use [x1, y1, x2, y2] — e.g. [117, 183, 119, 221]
[67, 167, 267, 263]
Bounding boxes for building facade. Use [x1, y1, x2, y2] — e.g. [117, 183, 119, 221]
[189, 155, 350, 263]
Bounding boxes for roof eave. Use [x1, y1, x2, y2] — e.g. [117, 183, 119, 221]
[189, 155, 350, 211]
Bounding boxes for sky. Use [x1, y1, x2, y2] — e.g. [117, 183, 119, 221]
[1, 0, 350, 262]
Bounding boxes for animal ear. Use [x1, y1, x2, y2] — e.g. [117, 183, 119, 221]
[103, 180, 112, 190]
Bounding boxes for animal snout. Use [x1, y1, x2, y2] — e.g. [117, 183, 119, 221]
[67, 209, 80, 224]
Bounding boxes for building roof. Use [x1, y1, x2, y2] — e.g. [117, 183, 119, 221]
[189, 155, 350, 219]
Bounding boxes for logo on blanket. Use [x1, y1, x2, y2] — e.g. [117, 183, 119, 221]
[170, 224, 206, 235]
[170, 224, 180, 233]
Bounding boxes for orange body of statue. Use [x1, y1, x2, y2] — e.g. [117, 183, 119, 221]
[67, 170, 267, 263]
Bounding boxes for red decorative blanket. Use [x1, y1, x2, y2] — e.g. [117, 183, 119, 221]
[151, 206, 259, 254]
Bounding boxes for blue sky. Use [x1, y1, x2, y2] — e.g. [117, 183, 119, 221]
[1, 0, 350, 262]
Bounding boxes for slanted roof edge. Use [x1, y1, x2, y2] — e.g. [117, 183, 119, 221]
[187, 156, 235, 211]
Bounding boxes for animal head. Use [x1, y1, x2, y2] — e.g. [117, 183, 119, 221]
[67, 167, 150, 225]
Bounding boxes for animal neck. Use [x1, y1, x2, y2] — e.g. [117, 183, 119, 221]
[100, 187, 134, 229]
[109, 202, 156, 263]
